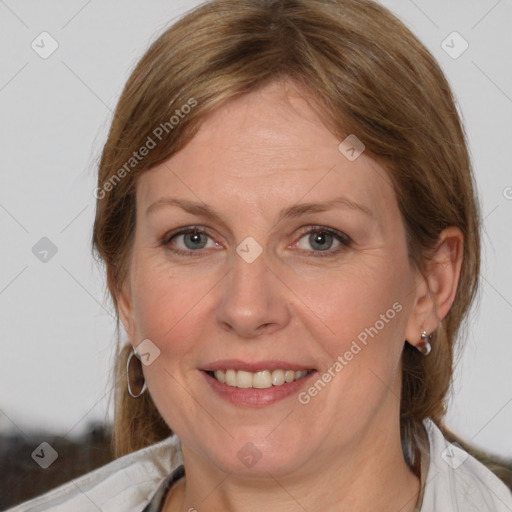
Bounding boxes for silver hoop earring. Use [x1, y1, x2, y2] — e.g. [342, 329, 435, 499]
[417, 330, 432, 356]
[127, 347, 147, 398]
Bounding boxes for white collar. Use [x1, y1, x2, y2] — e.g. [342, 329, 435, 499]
[419, 418, 512, 511]
[8, 419, 512, 511]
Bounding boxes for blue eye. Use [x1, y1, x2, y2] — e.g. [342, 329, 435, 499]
[162, 226, 351, 257]
[163, 227, 216, 256]
[298, 230, 337, 252]
[294, 227, 351, 257]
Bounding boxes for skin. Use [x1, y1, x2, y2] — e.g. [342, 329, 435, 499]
[118, 79, 463, 512]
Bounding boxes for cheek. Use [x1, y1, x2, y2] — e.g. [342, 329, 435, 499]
[292, 258, 410, 421]
[128, 258, 210, 427]
[129, 254, 205, 354]
[129, 244, 410, 360]
[295, 259, 408, 348]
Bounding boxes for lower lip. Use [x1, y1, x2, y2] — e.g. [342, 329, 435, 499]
[201, 370, 317, 407]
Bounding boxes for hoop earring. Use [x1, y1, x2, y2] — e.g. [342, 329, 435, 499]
[127, 347, 147, 398]
[417, 330, 432, 356]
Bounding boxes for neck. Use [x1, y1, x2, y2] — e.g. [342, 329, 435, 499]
[166, 422, 420, 512]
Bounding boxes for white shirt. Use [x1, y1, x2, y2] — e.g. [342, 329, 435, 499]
[7, 419, 512, 511]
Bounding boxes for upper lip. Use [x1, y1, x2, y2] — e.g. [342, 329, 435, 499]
[200, 359, 316, 372]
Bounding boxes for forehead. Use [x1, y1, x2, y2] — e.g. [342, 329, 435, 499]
[137, 80, 394, 221]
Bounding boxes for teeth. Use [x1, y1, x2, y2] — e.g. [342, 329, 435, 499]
[236, 370, 253, 388]
[225, 369, 236, 387]
[272, 369, 285, 386]
[253, 370, 272, 389]
[216, 369, 226, 384]
[212, 369, 311, 388]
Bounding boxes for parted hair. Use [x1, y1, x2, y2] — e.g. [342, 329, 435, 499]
[92, 0, 480, 474]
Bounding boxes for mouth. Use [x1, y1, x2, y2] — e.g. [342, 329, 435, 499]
[205, 368, 314, 389]
[200, 359, 318, 406]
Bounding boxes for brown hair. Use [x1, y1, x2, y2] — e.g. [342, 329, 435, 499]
[93, 0, 480, 471]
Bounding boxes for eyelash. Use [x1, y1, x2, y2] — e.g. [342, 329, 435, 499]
[161, 225, 352, 258]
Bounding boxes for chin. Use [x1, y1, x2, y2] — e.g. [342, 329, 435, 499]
[203, 429, 312, 478]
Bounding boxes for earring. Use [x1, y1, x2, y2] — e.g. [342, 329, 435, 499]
[127, 346, 147, 398]
[416, 330, 432, 356]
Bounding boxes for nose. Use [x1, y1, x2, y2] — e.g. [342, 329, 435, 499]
[216, 245, 291, 339]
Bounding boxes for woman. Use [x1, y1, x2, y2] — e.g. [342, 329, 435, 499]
[9, 0, 512, 510]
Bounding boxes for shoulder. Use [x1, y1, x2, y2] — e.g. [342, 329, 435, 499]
[6, 434, 183, 512]
[421, 418, 512, 512]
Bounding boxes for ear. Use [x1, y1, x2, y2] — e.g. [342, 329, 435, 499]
[405, 227, 464, 348]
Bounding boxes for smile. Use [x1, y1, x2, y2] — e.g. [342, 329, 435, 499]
[206, 369, 313, 388]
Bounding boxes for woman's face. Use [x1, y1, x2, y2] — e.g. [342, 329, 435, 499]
[120, 80, 424, 478]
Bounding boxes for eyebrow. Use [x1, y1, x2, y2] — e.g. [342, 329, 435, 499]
[146, 196, 374, 222]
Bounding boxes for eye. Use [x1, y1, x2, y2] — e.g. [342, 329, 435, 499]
[161, 225, 351, 258]
[294, 227, 351, 257]
[162, 227, 219, 256]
